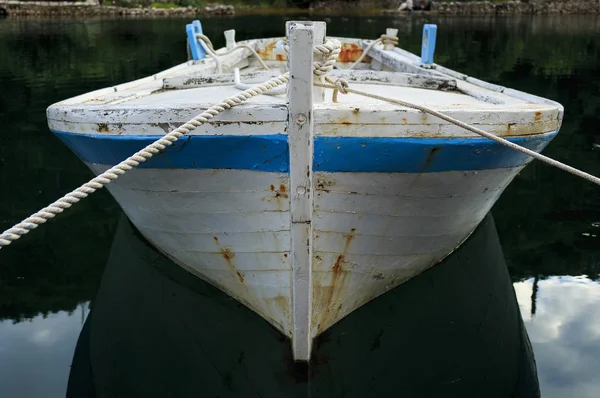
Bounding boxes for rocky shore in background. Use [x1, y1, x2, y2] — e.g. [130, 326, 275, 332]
[383, 0, 600, 15]
[307, 0, 600, 15]
[1, 0, 599, 17]
[0, 0, 234, 17]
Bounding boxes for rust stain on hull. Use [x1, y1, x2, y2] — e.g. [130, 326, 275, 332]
[216, 242, 245, 284]
[268, 294, 291, 324]
[314, 228, 356, 333]
[262, 183, 289, 210]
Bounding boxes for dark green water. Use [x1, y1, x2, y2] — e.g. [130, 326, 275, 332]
[0, 14, 599, 397]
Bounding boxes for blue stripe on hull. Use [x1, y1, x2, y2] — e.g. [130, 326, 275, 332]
[52, 130, 290, 172]
[52, 130, 558, 173]
[314, 132, 558, 173]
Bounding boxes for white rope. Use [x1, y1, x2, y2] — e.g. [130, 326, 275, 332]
[0, 38, 342, 250]
[7, 32, 592, 254]
[233, 68, 287, 96]
[315, 80, 600, 187]
[196, 34, 271, 71]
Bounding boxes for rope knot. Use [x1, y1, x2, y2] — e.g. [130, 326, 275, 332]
[331, 78, 349, 103]
[380, 33, 399, 47]
[312, 38, 341, 79]
[335, 78, 349, 94]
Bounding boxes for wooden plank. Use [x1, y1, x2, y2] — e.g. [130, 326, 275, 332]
[361, 39, 439, 76]
[164, 69, 457, 91]
[163, 69, 283, 89]
[327, 69, 457, 90]
[286, 20, 324, 362]
[47, 103, 288, 124]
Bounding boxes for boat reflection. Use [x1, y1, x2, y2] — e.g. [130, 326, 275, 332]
[67, 213, 540, 397]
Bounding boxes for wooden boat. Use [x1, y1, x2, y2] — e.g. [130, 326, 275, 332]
[67, 213, 540, 397]
[46, 20, 563, 361]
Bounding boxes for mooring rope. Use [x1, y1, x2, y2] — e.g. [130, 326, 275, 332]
[2, 33, 598, 251]
[0, 40, 341, 250]
[316, 78, 600, 186]
[196, 33, 271, 72]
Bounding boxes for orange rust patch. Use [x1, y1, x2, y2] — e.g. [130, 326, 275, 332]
[256, 41, 287, 61]
[220, 247, 244, 284]
[236, 271, 244, 283]
[220, 247, 235, 261]
[215, 242, 245, 286]
[284, 253, 288, 258]
[338, 43, 370, 63]
[270, 184, 275, 191]
[274, 184, 289, 199]
[332, 255, 344, 274]
[534, 111, 542, 121]
[402, 117, 407, 124]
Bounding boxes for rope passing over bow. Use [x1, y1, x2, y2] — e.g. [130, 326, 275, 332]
[315, 79, 600, 187]
[0, 39, 342, 250]
[2, 33, 599, 251]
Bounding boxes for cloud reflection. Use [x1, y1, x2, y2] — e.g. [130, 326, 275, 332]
[514, 276, 600, 398]
[0, 303, 90, 398]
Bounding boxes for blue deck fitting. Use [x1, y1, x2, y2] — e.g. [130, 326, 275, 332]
[186, 20, 206, 61]
[421, 24, 437, 65]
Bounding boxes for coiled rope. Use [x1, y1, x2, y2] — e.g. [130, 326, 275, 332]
[0, 39, 341, 250]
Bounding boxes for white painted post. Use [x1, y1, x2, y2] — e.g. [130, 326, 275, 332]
[310, 24, 326, 104]
[224, 29, 236, 50]
[385, 28, 399, 51]
[286, 20, 325, 362]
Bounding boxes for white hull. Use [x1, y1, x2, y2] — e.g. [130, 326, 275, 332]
[87, 163, 524, 337]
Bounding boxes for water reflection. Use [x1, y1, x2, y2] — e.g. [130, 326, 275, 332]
[0, 304, 90, 397]
[66, 213, 539, 397]
[515, 276, 600, 397]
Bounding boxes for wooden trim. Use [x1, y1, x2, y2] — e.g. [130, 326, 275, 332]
[286, 20, 324, 362]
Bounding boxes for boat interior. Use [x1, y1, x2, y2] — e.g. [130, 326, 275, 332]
[56, 31, 561, 111]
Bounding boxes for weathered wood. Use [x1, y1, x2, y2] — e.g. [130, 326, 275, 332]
[163, 69, 283, 89]
[286, 20, 324, 362]
[164, 69, 457, 91]
[362, 40, 439, 76]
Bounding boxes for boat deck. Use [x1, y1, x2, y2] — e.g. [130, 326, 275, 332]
[47, 34, 563, 141]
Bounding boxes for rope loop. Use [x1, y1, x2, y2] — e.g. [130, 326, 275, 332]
[331, 78, 349, 103]
[380, 33, 399, 47]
